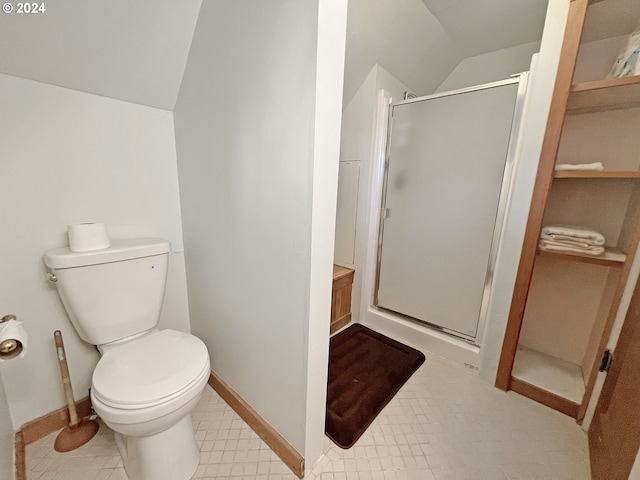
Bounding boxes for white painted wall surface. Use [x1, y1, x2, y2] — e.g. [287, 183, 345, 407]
[435, 41, 541, 93]
[339, 67, 378, 163]
[479, 0, 571, 383]
[334, 162, 360, 266]
[334, 67, 377, 269]
[175, 1, 345, 461]
[0, 373, 13, 480]
[0, 74, 190, 428]
[305, 1, 347, 468]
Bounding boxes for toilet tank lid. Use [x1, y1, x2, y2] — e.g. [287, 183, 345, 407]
[44, 238, 171, 269]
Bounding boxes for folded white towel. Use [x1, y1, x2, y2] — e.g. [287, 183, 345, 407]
[540, 233, 600, 248]
[540, 238, 603, 250]
[541, 225, 606, 245]
[555, 162, 604, 171]
[539, 241, 605, 257]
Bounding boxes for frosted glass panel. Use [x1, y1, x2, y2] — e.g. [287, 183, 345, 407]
[376, 83, 518, 338]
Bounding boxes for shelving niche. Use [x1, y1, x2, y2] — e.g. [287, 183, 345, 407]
[497, 0, 640, 420]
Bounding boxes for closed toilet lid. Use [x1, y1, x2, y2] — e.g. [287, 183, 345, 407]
[92, 329, 210, 408]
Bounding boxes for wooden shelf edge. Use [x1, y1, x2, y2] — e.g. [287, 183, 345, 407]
[554, 170, 640, 179]
[510, 377, 580, 418]
[567, 75, 640, 114]
[571, 75, 640, 94]
[537, 247, 626, 267]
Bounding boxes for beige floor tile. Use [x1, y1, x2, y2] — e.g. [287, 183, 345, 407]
[26, 347, 589, 480]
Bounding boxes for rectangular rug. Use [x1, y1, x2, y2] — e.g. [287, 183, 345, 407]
[325, 324, 425, 449]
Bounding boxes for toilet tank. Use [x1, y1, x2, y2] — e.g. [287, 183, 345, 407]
[44, 238, 171, 346]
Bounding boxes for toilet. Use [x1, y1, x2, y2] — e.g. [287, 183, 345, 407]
[44, 238, 210, 480]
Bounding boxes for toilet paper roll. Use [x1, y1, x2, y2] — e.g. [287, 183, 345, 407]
[67, 223, 110, 252]
[0, 320, 27, 361]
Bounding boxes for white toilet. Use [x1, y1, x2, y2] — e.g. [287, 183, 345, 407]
[44, 238, 210, 480]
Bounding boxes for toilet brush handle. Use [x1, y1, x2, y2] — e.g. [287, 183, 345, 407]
[54, 330, 80, 428]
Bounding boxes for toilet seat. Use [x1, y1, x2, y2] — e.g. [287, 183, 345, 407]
[92, 329, 209, 409]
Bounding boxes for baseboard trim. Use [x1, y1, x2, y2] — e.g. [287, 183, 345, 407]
[208, 371, 305, 478]
[19, 396, 93, 445]
[330, 314, 351, 335]
[15, 430, 25, 480]
[16, 380, 308, 478]
[510, 377, 580, 418]
[15, 397, 93, 480]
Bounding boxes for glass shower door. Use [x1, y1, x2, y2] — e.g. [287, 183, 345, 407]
[375, 79, 522, 340]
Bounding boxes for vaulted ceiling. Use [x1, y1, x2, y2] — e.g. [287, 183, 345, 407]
[341, 0, 548, 105]
[0, 0, 202, 110]
[421, 0, 548, 57]
[0, 0, 552, 111]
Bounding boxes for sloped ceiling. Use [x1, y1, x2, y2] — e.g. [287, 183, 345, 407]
[0, 0, 201, 110]
[342, 0, 548, 106]
[0, 0, 550, 112]
[421, 0, 548, 57]
[343, 0, 463, 106]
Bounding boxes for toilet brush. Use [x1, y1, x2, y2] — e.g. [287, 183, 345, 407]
[53, 330, 99, 452]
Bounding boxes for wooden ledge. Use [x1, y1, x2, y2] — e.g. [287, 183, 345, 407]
[333, 265, 354, 281]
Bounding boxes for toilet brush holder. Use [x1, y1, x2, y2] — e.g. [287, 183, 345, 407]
[53, 330, 99, 452]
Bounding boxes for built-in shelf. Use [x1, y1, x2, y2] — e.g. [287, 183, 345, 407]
[582, 0, 640, 44]
[512, 346, 585, 405]
[554, 170, 640, 179]
[499, 0, 640, 421]
[537, 247, 626, 267]
[567, 76, 640, 114]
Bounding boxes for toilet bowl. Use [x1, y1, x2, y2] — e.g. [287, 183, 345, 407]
[91, 329, 210, 480]
[44, 238, 211, 480]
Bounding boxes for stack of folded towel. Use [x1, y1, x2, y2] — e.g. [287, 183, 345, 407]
[539, 225, 606, 256]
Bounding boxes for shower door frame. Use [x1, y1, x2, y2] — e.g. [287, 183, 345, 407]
[373, 74, 529, 344]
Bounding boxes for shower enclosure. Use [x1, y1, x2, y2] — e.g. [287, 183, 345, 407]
[374, 76, 527, 343]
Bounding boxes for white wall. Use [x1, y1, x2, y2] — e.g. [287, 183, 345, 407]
[478, 0, 571, 383]
[305, 0, 348, 466]
[333, 162, 360, 266]
[174, 1, 346, 467]
[334, 67, 377, 269]
[0, 373, 13, 480]
[0, 74, 190, 428]
[436, 41, 541, 93]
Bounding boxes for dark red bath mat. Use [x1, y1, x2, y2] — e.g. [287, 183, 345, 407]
[325, 324, 425, 449]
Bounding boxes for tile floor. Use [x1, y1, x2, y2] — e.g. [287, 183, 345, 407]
[26, 347, 590, 480]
